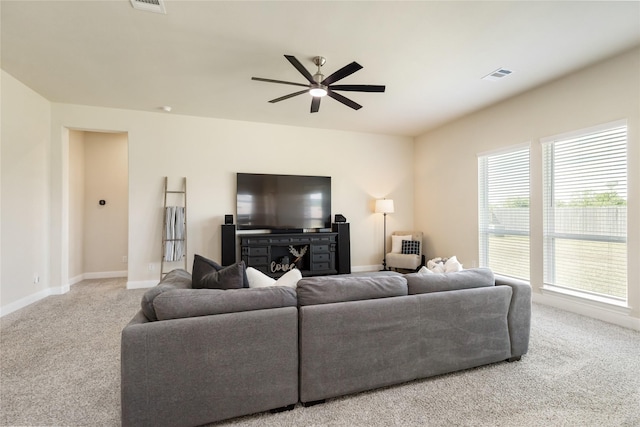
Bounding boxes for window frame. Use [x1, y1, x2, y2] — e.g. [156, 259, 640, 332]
[477, 142, 531, 280]
[540, 119, 628, 303]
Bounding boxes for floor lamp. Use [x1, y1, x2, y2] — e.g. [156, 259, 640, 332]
[375, 198, 394, 270]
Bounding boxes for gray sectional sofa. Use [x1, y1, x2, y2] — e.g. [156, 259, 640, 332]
[121, 267, 531, 427]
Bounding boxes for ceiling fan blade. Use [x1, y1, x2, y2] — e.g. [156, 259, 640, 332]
[329, 84, 386, 93]
[284, 55, 315, 83]
[322, 62, 363, 85]
[268, 89, 309, 103]
[252, 77, 310, 88]
[310, 96, 321, 113]
[327, 90, 362, 110]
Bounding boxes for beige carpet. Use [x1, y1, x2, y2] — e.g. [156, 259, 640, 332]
[1, 278, 639, 427]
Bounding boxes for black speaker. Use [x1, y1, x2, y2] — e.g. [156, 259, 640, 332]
[334, 213, 346, 223]
[332, 222, 351, 274]
[224, 214, 234, 224]
[221, 224, 236, 266]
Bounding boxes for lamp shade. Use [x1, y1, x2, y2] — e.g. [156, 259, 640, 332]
[375, 199, 395, 214]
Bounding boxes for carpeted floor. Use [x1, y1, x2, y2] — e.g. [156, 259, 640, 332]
[1, 278, 639, 427]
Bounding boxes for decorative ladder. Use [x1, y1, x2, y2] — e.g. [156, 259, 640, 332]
[161, 177, 187, 280]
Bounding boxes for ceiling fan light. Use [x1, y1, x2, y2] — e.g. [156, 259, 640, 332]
[309, 86, 327, 97]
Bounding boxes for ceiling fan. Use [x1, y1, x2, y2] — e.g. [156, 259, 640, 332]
[252, 55, 385, 113]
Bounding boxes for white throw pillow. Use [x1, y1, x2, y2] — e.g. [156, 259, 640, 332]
[445, 256, 463, 273]
[427, 258, 442, 270]
[246, 266, 302, 289]
[430, 263, 446, 274]
[391, 234, 412, 253]
[246, 267, 276, 288]
[417, 265, 434, 274]
[275, 268, 302, 288]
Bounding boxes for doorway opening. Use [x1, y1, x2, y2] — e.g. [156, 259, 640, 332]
[68, 130, 129, 284]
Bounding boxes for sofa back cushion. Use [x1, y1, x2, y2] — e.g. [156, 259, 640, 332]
[141, 268, 192, 321]
[296, 274, 408, 306]
[405, 267, 494, 295]
[153, 286, 297, 321]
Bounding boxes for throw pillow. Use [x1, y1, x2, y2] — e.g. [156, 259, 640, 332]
[401, 239, 420, 255]
[192, 254, 222, 287]
[391, 234, 412, 253]
[192, 254, 249, 288]
[417, 265, 434, 274]
[445, 255, 463, 273]
[246, 267, 303, 289]
[199, 261, 245, 290]
[246, 267, 276, 288]
[274, 268, 302, 289]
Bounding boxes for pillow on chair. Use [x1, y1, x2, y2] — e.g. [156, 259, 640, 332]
[391, 234, 412, 253]
[401, 240, 420, 255]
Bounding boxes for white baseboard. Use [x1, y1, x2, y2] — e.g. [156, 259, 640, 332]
[0, 287, 57, 318]
[533, 292, 640, 331]
[83, 271, 128, 280]
[1, 271, 129, 317]
[69, 274, 84, 286]
[127, 280, 158, 290]
[70, 271, 127, 286]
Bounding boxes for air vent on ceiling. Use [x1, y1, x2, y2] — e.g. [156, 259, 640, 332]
[482, 68, 513, 82]
[130, 0, 166, 14]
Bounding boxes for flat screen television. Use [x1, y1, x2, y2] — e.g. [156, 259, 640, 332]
[236, 173, 331, 231]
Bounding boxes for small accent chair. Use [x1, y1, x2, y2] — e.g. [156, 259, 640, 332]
[385, 231, 425, 271]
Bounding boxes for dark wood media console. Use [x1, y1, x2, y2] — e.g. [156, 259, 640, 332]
[240, 232, 338, 278]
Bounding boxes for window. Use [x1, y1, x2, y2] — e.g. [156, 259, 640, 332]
[478, 145, 530, 280]
[542, 121, 627, 301]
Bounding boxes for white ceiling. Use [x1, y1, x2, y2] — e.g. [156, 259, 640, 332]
[2, 1, 639, 137]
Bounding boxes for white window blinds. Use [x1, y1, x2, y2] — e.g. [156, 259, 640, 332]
[542, 122, 627, 301]
[478, 145, 530, 280]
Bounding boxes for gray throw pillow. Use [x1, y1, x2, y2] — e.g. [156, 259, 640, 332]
[192, 254, 249, 288]
[197, 261, 245, 290]
[192, 254, 223, 286]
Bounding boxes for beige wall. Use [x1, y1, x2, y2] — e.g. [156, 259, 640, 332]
[82, 131, 128, 274]
[68, 130, 85, 280]
[1, 70, 52, 310]
[48, 105, 415, 289]
[414, 47, 640, 326]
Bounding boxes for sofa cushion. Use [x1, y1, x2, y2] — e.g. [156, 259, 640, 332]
[406, 267, 494, 295]
[152, 287, 297, 320]
[140, 268, 192, 321]
[296, 274, 408, 306]
[192, 254, 249, 288]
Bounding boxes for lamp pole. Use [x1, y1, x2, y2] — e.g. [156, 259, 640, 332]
[375, 198, 394, 271]
[382, 211, 388, 270]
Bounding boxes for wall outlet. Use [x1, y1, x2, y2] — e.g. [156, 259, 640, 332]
[471, 260, 478, 268]
[33, 274, 40, 284]
[148, 263, 155, 271]
[122, 256, 128, 263]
